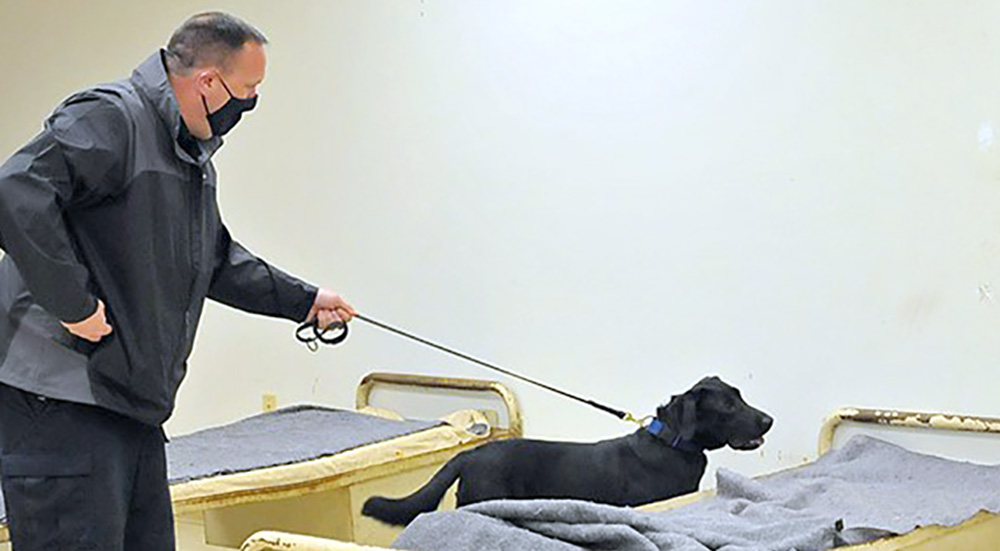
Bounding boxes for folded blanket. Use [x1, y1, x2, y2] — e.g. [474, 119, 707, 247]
[393, 435, 1000, 551]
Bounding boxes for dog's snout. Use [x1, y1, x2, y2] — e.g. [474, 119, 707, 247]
[758, 413, 774, 434]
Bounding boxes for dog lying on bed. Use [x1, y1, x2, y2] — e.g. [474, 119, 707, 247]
[362, 376, 772, 526]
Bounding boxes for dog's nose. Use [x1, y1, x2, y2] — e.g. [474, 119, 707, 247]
[759, 414, 774, 433]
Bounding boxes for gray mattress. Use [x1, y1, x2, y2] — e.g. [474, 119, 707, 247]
[0, 405, 441, 523]
[394, 435, 1000, 551]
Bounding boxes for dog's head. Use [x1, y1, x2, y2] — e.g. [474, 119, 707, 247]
[653, 376, 772, 452]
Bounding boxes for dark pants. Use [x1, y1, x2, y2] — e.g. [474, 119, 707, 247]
[0, 383, 174, 551]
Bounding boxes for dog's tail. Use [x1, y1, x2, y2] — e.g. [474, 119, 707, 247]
[362, 451, 468, 526]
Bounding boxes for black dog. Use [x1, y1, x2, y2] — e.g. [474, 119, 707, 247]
[362, 376, 773, 525]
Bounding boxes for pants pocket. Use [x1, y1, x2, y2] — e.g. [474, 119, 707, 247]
[0, 384, 50, 423]
[1, 453, 95, 550]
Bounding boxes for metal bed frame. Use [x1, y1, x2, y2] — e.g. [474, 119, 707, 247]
[237, 406, 1000, 551]
[0, 372, 523, 550]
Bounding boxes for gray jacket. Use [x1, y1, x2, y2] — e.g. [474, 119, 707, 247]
[0, 51, 317, 425]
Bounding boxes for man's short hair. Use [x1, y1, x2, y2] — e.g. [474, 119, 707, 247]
[165, 12, 268, 75]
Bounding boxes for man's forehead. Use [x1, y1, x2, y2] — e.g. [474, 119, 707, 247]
[223, 42, 267, 82]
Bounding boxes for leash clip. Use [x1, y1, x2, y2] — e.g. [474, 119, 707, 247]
[622, 411, 651, 426]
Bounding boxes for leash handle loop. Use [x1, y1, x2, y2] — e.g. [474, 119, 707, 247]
[295, 319, 349, 351]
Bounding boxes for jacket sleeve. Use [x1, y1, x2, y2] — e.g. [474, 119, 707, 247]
[207, 223, 319, 323]
[0, 94, 128, 323]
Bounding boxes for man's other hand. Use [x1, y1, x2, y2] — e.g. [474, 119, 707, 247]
[61, 299, 114, 342]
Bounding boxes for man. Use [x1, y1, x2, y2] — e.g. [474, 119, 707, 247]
[0, 12, 355, 551]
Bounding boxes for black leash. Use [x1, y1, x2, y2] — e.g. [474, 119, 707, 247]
[296, 315, 642, 424]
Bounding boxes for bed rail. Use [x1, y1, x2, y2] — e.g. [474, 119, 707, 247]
[241, 530, 379, 551]
[356, 372, 523, 438]
[818, 407, 1000, 456]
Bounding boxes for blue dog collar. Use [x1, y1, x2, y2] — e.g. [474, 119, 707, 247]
[646, 419, 665, 436]
[647, 418, 702, 453]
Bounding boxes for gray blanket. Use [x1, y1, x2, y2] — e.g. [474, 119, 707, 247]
[393, 435, 1000, 551]
[166, 405, 441, 483]
[0, 405, 440, 522]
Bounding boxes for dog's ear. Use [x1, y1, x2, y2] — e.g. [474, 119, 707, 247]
[659, 393, 698, 441]
[678, 393, 697, 440]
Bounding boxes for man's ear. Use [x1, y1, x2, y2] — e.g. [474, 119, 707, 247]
[195, 69, 217, 95]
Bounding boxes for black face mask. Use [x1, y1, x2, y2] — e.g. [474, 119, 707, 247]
[202, 75, 257, 137]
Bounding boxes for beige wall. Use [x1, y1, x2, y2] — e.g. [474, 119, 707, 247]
[2, 1, 1000, 483]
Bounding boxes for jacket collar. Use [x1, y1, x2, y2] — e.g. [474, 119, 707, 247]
[130, 50, 222, 165]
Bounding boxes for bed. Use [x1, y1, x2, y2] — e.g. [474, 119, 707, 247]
[236, 406, 1000, 551]
[0, 372, 523, 551]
